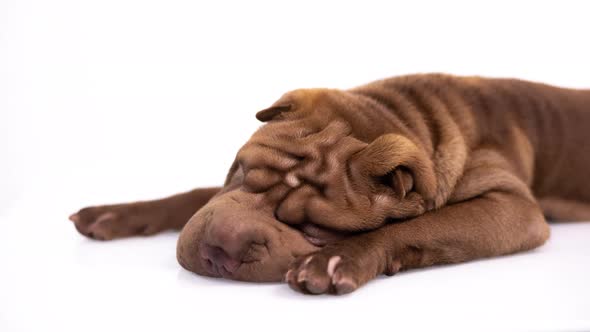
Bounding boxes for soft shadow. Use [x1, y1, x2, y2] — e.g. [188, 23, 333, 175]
[176, 267, 285, 291]
[272, 284, 358, 299]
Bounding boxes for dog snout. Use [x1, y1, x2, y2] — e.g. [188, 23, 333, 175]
[177, 200, 274, 279]
[177, 192, 320, 282]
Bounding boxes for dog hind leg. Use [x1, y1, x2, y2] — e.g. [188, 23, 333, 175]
[539, 197, 590, 221]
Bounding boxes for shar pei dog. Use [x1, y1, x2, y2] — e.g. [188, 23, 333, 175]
[69, 74, 590, 294]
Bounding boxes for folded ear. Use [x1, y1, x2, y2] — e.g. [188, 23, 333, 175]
[354, 134, 436, 202]
[381, 167, 414, 199]
[255, 104, 292, 122]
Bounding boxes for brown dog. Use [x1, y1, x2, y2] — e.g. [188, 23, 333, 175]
[69, 74, 590, 294]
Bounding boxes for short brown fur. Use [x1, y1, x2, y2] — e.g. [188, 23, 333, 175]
[69, 74, 590, 294]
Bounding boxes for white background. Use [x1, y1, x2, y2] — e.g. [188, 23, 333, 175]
[1, 1, 589, 331]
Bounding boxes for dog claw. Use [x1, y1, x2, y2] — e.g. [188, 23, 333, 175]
[296, 270, 308, 283]
[284, 269, 293, 282]
[327, 256, 341, 276]
[331, 271, 357, 295]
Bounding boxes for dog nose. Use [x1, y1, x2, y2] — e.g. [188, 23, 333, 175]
[195, 210, 265, 277]
[199, 243, 242, 277]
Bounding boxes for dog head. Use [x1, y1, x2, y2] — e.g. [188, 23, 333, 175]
[177, 88, 437, 281]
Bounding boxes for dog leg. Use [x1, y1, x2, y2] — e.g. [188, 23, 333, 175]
[539, 197, 590, 221]
[69, 187, 221, 240]
[286, 190, 550, 294]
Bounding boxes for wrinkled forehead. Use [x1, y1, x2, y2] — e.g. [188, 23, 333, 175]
[228, 90, 353, 176]
[223, 88, 385, 198]
[220, 113, 371, 233]
[234, 116, 366, 190]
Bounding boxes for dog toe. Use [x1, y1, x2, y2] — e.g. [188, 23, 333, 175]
[286, 251, 361, 295]
[69, 207, 120, 240]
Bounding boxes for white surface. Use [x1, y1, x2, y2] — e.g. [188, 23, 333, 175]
[1, 1, 590, 331]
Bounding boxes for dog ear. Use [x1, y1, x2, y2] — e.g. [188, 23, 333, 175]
[354, 134, 436, 202]
[256, 104, 292, 122]
[380, 167, 414, 199]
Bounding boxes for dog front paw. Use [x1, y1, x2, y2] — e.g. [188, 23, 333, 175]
[285, 245, 379, 295]
[68, 204, 164, 240]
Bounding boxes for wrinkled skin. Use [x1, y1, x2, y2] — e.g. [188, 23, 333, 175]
[70, 74, 590, 294]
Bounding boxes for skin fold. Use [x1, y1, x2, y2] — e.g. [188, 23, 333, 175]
[69, 74, 590, 294]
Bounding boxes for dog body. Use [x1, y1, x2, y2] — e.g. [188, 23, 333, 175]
[69, 74, 590, 294]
